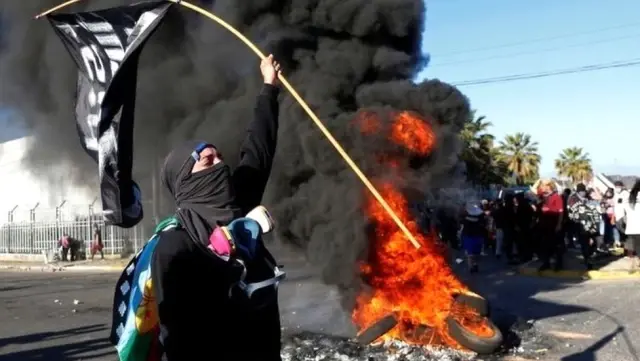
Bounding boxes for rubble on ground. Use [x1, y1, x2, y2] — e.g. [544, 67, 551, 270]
[281, 309, 556, 361]
[281, 332, 474, 361]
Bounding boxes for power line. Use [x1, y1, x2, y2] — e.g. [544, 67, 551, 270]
[450, 58, 640, 87]
[436, 21, 640, 58]
[430, 33, 640, 67]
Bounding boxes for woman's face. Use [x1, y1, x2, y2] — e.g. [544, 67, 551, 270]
[191, 146, 223, 173]
[542, 183, 555, 194]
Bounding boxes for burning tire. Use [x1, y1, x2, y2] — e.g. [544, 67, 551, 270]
[356, 313, 398, 345]
[453, 290, 490, 316]
[445, 315, 503, 355]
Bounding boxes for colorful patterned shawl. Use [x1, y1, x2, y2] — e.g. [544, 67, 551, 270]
[109, 215, 285, 361]
[109, 217, 179, 361]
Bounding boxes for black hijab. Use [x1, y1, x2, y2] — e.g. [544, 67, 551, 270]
[161, 140, 242, 246]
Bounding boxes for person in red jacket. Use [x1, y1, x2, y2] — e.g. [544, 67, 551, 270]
[91, 224, 104, 260]
[536, 180, 565, 271]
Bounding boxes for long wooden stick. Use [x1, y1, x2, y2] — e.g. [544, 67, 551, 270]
[34, 0, 82, 18]
[34, 0, 422, 249]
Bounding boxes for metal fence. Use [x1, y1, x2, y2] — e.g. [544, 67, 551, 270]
[0, 205, 151, 256]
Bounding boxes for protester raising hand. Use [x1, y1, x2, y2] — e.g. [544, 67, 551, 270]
[260, 54, 282, 85]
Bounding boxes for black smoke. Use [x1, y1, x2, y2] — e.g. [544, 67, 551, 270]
[0, 0, 470, 306]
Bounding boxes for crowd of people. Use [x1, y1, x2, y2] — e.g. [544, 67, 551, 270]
[56, 224, 104, 262]
[453, 179, 640, 273]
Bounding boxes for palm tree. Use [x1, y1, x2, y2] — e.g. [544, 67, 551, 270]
[460, 114, 504, 185]
[496, 133, 541, 185]
[461, 114, 494, 149]
[554, 147, 592, 184]
[459, 113, 511, 186]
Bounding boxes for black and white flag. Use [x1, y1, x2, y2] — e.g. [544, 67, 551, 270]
[47, 1, 172, 228]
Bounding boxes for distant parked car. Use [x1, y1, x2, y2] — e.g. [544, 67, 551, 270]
[497, 186, 536, 202]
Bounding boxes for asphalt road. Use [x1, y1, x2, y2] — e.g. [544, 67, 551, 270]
[458, 262, 640, 361]
[0, 252, 356, 361]
[0, 271, 117, 361]
[1, 257, 640, 361]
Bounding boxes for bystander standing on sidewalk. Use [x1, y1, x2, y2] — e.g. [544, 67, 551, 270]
[515, 193, 535, 263]
[91, 224, 105, 260]
[58, 234, 79, 262]
[492, 199, 507, 259]
[587, 188, 607, 253]
[622, 180, 640, 268]
[613, 181, 629, 248]
[600, 188, 617, 246]
[536, 180, 565, 271]
[567, 184, 602, 270]
[562, 188, 576, 248]
[461, 203, 486, 273]
[482, 201, 495, 255]
[503, 194, 518, 264]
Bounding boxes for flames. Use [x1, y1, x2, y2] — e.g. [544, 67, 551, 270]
[352, 110, 492, 348]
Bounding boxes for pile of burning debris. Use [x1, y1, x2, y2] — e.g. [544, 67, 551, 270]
[279, 113, 557, 360]
[281, 112, 498, 359]
[280, 310, 553, 361]
[281, 333, 474, 361]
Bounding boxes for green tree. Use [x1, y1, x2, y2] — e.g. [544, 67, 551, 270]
[554, 147, 592, 184]
[460, 113, 509, 186]
[461, 114, 493, 148]
[497, 132, 541, 185]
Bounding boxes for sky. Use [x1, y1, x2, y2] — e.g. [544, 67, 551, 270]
[1, 1, 638, 176]
[0, 109, 26, 144]
[417, 0, 640, 176]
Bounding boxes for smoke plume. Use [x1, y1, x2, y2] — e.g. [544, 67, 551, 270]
[0, 0, 470, 305]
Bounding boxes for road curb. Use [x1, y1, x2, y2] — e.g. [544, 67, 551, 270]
[0, 264, 65, 272]
[64, 264, 125, 272]
[0, 263, 125, 272]
[517, 266, 640, 280]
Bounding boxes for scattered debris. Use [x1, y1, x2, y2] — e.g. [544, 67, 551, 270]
[546, 330, 593, 340]
[281, 332, 475, 361]
[280, 313, 555, 361]
[495, 315, 558, 360]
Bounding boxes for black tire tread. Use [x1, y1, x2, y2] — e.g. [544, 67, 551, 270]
[453, 291, 490, 316]
[356, 313, 398, 345]
[445, 315, 503, 354]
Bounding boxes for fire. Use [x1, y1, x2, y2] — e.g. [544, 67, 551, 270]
[352, 111, 493, 348]
[390, 111, 435, 154]
[356, 110, 436, 155]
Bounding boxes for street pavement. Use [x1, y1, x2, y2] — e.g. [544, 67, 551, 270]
[0, 272, 116, 360]
[0, 251, 356, 361]
[517, 248, 640, 280]
[1, 251, 639, 361]
[455, 257, 640, 361]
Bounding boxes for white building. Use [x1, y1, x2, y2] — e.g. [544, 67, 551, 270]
[0, 110, 97, 222]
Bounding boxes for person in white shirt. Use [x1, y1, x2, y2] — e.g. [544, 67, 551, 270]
[623, 180, 640, 265]
[613, 181, 630, 247]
